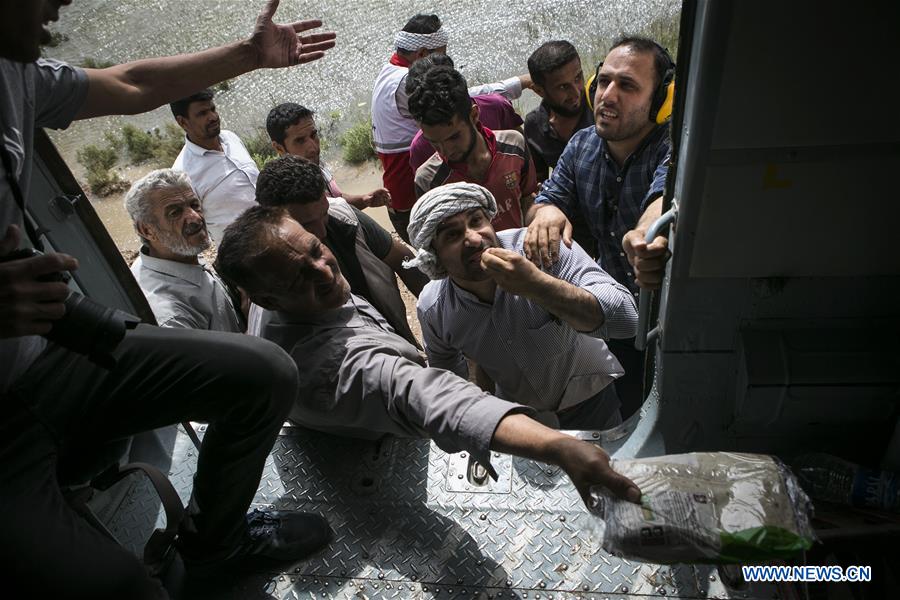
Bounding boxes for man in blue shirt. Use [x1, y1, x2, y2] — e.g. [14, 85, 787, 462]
[523, 36, 674, 416]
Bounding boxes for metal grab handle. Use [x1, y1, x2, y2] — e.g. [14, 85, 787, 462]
[634, 206, 677, 351]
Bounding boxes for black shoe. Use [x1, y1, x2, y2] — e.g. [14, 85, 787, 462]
[181, 509, 331, 579]
[241, 509, 331, 564]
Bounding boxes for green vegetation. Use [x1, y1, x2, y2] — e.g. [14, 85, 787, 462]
[213, 79, 232, 93]
[644, 11, 681, 59]
[589, 10, 682, 68]
[121, 124, 158, 163]
[339, 118, 375, 164]
[76, 144, 127, 196]
[153, 123, 186, 166]
[75, 122, 186, 196]
[241, 129, 277, 170]
[105, 123, 185, 167]
[80, 57, 117, 69]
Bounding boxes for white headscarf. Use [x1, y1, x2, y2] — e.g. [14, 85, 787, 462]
[395, 28, 449, 52]
[403, 182, 498, 279]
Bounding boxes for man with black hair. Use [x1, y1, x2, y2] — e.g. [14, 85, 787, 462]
[409, 183, 638, 430]
[406, 54, 525, 173]
[0, 0, 335, 596]
[266, 102, 391, 210]
[411, 65, 537, 232]
[215, 205, 642, 507]
[525, 41, 595, 182]
[524, 36, 674, 417]
[371, 13, 530, 243]
[254, 155, 426, 346]
[171, 88, 259, 245]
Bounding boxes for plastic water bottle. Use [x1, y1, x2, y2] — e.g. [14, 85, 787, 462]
[793, 453, 900, 512]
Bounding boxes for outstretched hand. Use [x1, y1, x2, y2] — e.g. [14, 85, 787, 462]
[250, 0, 337, 69]
[364, 188, 391, 208]
[552, 435, 641, 508]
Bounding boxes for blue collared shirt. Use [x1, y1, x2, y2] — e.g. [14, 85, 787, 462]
[534, 123, 671, 294]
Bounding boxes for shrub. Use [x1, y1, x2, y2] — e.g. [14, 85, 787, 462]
[241, 128, 277, 170]
[105, 123, 184, 167]
[153, 123, 185, 166]
[340, 118, 375, 164]
[121, 124, 158, 163]
[103, 129, 124, 151]
[76, 144, 127, 196]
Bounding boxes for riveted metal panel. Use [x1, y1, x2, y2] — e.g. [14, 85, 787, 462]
[98, 426, 778, 599]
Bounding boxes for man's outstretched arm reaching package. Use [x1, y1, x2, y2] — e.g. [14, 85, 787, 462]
[492, 413, 642, 506]
[318, 334, 642, 507]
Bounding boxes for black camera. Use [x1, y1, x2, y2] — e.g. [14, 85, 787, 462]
[1, 247, 140, 369]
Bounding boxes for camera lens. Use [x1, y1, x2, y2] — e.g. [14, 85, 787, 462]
[46, 291, 137, 369]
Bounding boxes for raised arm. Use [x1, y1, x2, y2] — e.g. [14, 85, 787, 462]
[480, 247, 603, 332]
[467, 74, 533, 100]
[76, 0, 336, 119]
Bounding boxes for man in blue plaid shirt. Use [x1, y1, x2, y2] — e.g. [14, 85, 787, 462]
[524, 36, 674, 417]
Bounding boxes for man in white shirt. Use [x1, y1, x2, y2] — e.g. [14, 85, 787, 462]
[171, 88, 258, 245]
[124, 169, 244, 332]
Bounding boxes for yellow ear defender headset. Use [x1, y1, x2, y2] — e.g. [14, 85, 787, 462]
[584, 41, 675, 125]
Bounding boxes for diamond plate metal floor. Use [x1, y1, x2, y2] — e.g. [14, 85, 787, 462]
[99, 426, 780, 599]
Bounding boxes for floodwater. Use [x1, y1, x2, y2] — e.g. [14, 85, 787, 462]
[43, 0, 679, 245]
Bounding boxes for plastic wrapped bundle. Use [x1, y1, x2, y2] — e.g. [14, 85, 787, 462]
[589, 452, 815, 564]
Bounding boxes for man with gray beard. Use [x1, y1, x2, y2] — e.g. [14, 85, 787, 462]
[125, 169, 245, 332]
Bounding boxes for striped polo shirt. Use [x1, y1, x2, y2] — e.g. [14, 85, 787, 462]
[416, 228, 638, 415]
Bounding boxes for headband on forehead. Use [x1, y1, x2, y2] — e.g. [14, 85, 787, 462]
[395, 28, 449, 52]
[403, 182, 498, 279]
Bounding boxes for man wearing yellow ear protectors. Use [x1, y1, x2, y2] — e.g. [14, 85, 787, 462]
[523, 36, 674, 418]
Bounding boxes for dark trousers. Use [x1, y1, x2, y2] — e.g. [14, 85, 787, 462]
[557, 384, 623, 430]
[0, 325, 297, 599]
[607, 337, 646, 419]
[387, 208, 411, 245]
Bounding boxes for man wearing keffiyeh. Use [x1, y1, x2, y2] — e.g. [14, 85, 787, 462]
[371, 15, 531, 244]
[371, 14, 448, 243]
[408, 182, 639, 430]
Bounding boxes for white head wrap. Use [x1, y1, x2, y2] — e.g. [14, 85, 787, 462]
[395, 28, 449, 52]
[403, 182, 498, 279]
